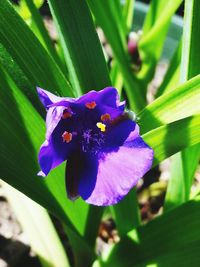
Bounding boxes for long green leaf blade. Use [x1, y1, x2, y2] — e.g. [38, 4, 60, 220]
[0, 66, 96, 266]
[142, 115, 200, 166]
[47, 0, 113, 248]
[139, 0, 182, 84]
[138, 75, 200, 134]
[87, 0, 146, 111]
[102, 196, 200, 266]
[0, 0, 72, 96]
[2, 181, 70, 267]
[48, 0, 111, 96]
[164, 0, 200, 211]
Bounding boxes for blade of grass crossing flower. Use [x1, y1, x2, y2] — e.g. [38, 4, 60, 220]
[138, 75, 200, 134]
[87, 0, 146, 111]
[2, 181, 70, 267]
[0, 0, 73, 97]
[100, 196, 200, 267]
[47, 0, 112, 248]
[164, 0, 200, 211]
[104, 0, 141, 234]
[0, 66, 96, 266]
[48, 0, 111, 97]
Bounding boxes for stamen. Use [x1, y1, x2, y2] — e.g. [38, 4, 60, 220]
[62, 131, 72, 143]
[62, 110, 72, 119]
[85, 101, 96, 109]
[96, 122, 106, 132]
[101, 113, 111, 122]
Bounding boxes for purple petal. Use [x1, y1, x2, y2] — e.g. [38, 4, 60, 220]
[37, 87, 64, 108]
[38, 129, 77, 176]
[76, 87, 124, 109]
[45, 106, 66, 140]
[65, 152, 83, 200]
[77, 136, 153, 206]
[106, 118, 139, 147]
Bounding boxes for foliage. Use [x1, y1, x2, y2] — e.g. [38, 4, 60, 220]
[0, 0, 199, 266]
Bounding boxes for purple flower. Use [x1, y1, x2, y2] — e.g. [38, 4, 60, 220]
[37, 87, 153, 206]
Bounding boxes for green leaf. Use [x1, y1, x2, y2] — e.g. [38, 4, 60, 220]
[0, 0, 73, 97]
[110, 0, 141, 236]
[138, 0, 182, 84]
[164, 0, 200, 211]
[0, 66, 94, 266]
[138, 75, 200, 134]
[101, 196, 200, 266]
[47, 0, 113, 248]
[87, 0, 146, 111]
[0, 43, 44, 114]
[23, 0, 64, 72]
[2, 181, 70, 267]
[110, 189, 140, 236]
[180, 0, 200, 81]
[110, 0, 135, 95]
[142, 115, 200, 166]
[48, 0, 111, 97]
[164, 146, 200, 211]
[123, 0, 134, 31]
[156, 39, 181, 97]
[142, 0, 166, 33]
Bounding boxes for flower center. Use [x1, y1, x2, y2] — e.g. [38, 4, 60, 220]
[61, 102, 110, 153]
[82, 128, 105, 154]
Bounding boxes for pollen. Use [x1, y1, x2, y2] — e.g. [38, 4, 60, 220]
[85, 101, 96, 109]
[62, 131, 72, 143]
[62, 110, 72, 119]
[101, 113, 111, 122]
[96, 122, 106, 132]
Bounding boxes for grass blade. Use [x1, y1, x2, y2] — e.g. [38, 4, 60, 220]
[164, 0, 200, 211]
[156, 39, 181, 97]
[2, 181, 70, 267]
[87, 0, 146, 111]
[48, 0, 111, 96]
[24, 0, 64, 71]
[102, 196, 200, 266]
[0, 0, 72, 96]
[142, 115, 200, 167]
[139, 0, 182, 84]
[0, 65, 95, 266]
[138, 75, 200, 134]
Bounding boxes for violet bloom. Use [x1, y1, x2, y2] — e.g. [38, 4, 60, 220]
[37, 87, 153, 206]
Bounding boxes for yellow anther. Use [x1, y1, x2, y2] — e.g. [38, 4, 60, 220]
[101, 113, 111, 122]
[85, 101, 96, 109]
[96, 122, 106, 132]
[62, 131, 72, 143]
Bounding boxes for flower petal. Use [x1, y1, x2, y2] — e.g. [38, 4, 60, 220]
[65, 151, 83, 200]
[77, 87, 124, 109]
[37, 87, 64, 108]
[38, 129, 77, 176]
[105, 118, 139, 147]
[77, 136, 153, 206]
[45, 106, 66, 140]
